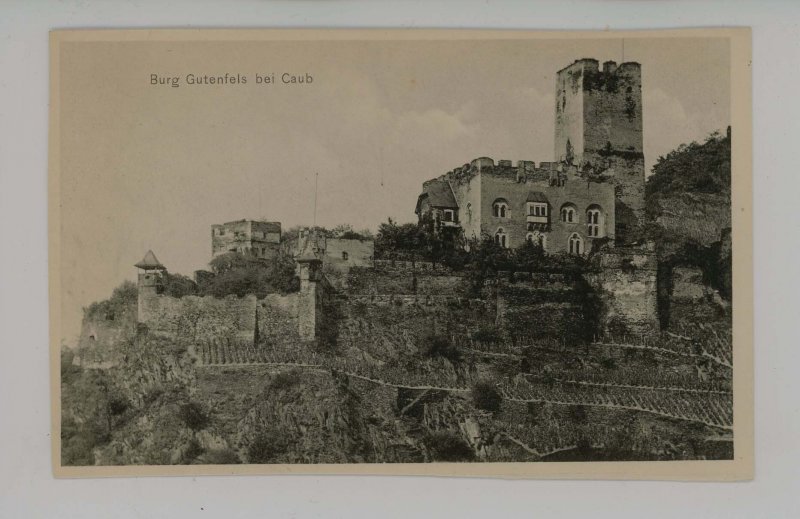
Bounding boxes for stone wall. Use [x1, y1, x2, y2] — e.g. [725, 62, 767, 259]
[75, 303, 138, 368]
[140, 293, 259, 343]
[496, 274, 594, 343]
[257, 293, 301, 345]
[584, 247, 660, 336]
[347, 265, 466, 296]
[323, 238, 374, 270]
[478, 169, 616, 253]
[211, 219, 281, 259]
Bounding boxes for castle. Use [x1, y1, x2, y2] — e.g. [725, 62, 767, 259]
[117, 58, 657, 354]
[416, 59, 644, 252]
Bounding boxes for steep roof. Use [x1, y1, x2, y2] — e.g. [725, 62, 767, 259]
[417, 180, 459, 212]
[134, 250, 165, 270]
[526, 191, 549, 203]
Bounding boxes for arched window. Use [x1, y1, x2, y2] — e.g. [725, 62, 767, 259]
[560, 203, 578, 223]
[466, 203, 472, 224]
[568, 233, 583, 255]
[492, 198, 509, 218]
[526, 231, 547, 250]
[586, 205, 604, 237]
[495, 228, 508, 248]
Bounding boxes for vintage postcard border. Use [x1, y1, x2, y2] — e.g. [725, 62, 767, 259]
[49, 27, 752, 480]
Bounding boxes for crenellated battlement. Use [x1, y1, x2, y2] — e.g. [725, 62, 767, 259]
[433, 156, 590, 190]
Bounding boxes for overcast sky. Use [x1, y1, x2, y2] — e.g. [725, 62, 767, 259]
[58, 35, 729, 342]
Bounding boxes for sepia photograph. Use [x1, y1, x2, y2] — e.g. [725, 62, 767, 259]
[49, 28, 752, 479]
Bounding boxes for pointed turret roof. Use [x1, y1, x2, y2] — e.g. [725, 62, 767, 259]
[135, 250, 165, 270]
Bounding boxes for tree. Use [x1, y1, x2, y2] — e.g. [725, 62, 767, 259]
[646, 128, 731, 203]
[512, 239, 545, 273]
[199, 251, 299, 298]
[161, 272, 197, 298]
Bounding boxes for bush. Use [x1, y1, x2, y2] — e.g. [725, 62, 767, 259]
[107, 395, 129, 416]
[471, 325, 501, 345]
[247, 429, 291, 464]
[424, 430, 475, 462]
[182, 438, 205, 464]
[569, 405, 588, 424]
[269, 370, 301, 391]
[179, 402, 209, 431]
[161, 272, 198, 298]
[471, 381, 503, 413]
[420, 334, 461, 363]
[197, 251, 299, 298]
[600, 357, 618, 370]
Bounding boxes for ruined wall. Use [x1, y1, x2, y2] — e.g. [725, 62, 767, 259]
[211, 220, 281, 259]
[75, 303, 137, 368]
[584, 247, 660, 336]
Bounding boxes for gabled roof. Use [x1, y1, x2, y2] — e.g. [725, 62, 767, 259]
[417, 180, 459, 213]
[134, 250, 165, 270]
[526, 191, 549, 203]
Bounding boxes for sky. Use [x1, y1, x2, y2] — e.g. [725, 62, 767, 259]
[57, 35, 730, 343]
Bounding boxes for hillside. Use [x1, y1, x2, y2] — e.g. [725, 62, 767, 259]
[62, 259, 733, 465]
[645, 129, 732, 301]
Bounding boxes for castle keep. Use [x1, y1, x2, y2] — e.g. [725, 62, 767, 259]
[417, 59, 644, 251]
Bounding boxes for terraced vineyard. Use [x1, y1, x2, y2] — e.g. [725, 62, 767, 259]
[195, 333, 733, 431]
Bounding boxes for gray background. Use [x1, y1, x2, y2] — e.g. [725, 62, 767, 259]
[0, 1, 795, 517]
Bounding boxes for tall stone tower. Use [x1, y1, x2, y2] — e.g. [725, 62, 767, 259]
[554, 59, 645, 241]
[135, 250, 165, 323]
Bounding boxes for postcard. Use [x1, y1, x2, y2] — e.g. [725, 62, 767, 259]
[50, 28, 752, 479]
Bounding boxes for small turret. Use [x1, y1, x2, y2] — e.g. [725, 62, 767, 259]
[135, 250, 165, 323]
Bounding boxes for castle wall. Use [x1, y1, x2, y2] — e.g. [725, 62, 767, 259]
[257, 293, 301, 345]
[584, 247, 660, 336]
[554, 59, 589, 162]
[75, 303, 137, 368]
[582, 62, 643, 156]
[446, 170, 482, 241]
[323, 238, 374, 271]
[554, 59, 645, 236]
[477, 168, 615, 253]
[348, 262, 466, 296]
[211, 220, 281, 259]
[139, 293, 259, 343]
